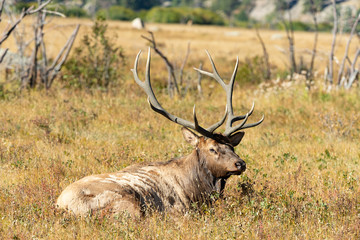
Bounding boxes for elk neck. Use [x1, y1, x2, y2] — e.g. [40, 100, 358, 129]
[167, 148, 222, 203]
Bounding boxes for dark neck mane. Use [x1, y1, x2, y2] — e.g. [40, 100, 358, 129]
[173, 149, 225, 204]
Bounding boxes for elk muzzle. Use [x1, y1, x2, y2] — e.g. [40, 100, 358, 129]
[235, 160, 246, 172]
[227, 158, 246, 176]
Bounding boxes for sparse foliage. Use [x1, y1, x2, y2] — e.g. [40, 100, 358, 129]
[63, 16, 126, 89]
[0, 0, 79, 92]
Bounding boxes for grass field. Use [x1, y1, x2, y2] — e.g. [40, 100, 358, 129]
[0, 17, 360, 239]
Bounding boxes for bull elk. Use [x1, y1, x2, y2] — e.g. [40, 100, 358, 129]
[56, 49, 264, 217]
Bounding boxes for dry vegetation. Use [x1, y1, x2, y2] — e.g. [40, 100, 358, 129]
[1, 18, 360, 239]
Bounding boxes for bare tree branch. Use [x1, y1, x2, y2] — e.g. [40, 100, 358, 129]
[28, 0, 51, 14]
[141, 31, 180, 96]
[351, 48, 360, 73]
[0, 0, 50, 46]
[0, 47, 8, 62]
[179, 41, 190, 86]
[39, 11, 47, 83]
[46, 24, 80, 89]
[286, 1, 296, 75]
[26, 2, 45, 88]
[279, 1, 297, 78]
[345, 69, 359, 89]
[327, 0, 337, 85]
[255, 27, 271, 80]
[337, 13, 360, 86]
[43, 10, 66, 18]
[0, 0, 5, 22]
[308, 0, 319, 82]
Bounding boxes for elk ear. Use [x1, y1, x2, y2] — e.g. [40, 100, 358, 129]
[181, 127, 199, 146]
[229, 132, 245, 147]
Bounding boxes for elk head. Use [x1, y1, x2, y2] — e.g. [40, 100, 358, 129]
[181, 127, 246, 178]
[131, 48, 264, 178]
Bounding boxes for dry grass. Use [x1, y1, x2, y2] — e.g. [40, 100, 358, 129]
[0, 18, 360, 239]
[1, 17, 359, 72]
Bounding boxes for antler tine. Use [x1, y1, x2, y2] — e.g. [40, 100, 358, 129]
[132, 48, 193, 127]
[223, 102, 260, 136]
[225, 113, 265, 136]
[240, 114, 265, 130]
[194, 50, 226, 89]
[195, 51, 264, 137]
[226, 102, 265, 137]
[206, 105, 228, 133]
[225, 56, 239, 123]
[224, 113, 249, 136]
[132, 50, 144, 87]
[231, 101, 255, 124]
[132, 48, 158, 107]
[193, 105, 216, 138]
[132, 48, 226, 138]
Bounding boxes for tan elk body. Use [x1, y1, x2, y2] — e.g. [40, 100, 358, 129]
[56, 49, 264, 217]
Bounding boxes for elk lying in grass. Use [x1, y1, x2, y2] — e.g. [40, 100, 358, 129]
[56, 49, 264, 217]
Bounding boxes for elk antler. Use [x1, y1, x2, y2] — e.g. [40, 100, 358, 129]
[194, 50, 264, 137]
[131, 48, 227, 139]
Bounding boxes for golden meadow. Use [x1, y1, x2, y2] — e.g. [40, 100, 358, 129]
[0, 17, 359, 239]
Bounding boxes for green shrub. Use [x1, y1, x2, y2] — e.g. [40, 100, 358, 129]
[62, 16, 126, 89]
[95, 9, 107, 19]
[191, 8, 225, 25]
[62, 6, 88, 18]
[234, 9, 249, 22]
[146, 7, 224, 25]
[97, 6, 137, 21]
[13, 2, 37, 13]
[15, 3, 88, 18]
[146, 7, 183, 23]
[276, 21, 311, 31]
[317, 22, 332, 32]
[109, 6, 136, 20]
[137, 9, 148, 20]
[236, 56, 272, 85]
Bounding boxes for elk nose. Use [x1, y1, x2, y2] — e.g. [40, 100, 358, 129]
[235, 161, 246, 171]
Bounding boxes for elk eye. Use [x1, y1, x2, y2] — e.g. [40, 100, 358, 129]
[209, 148, 217, 154]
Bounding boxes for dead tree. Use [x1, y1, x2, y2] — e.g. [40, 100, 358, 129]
[307, 0, 319, 84]
[255, 27, 271, 80]
[0, 0, 5, 21]
[337, 13, 360, 87]
[141, 31, 191, 97]
[179, 41, 190, 86]
[283, 2, 297, 76]
[0, 0, 50, 63]
[276, 0, 297, 79]
[2, 0, 79, 90]
[141, 31, 180, 97]
[326, 0, 338, 85]
[344, 48, 359, 89]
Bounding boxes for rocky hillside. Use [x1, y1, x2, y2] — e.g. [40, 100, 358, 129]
[249, 0, 359, 23]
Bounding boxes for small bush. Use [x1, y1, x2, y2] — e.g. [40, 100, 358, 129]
[276, 21, 311, 31]
[13, 2, 37, 13]
[108, 6, 136, 20]
[234, 9, 249, 22]
[62, 16, 126, 89]
[146, 7, 225, 25]
[236, 56, 272, 85]
[97, 6, 136, 21]
[62, 6, 88, 18]
[146, 7, 183, 23]
[190, 8, 225, 25]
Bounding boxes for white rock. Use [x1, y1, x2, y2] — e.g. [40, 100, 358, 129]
[131, 18, 145, 30]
